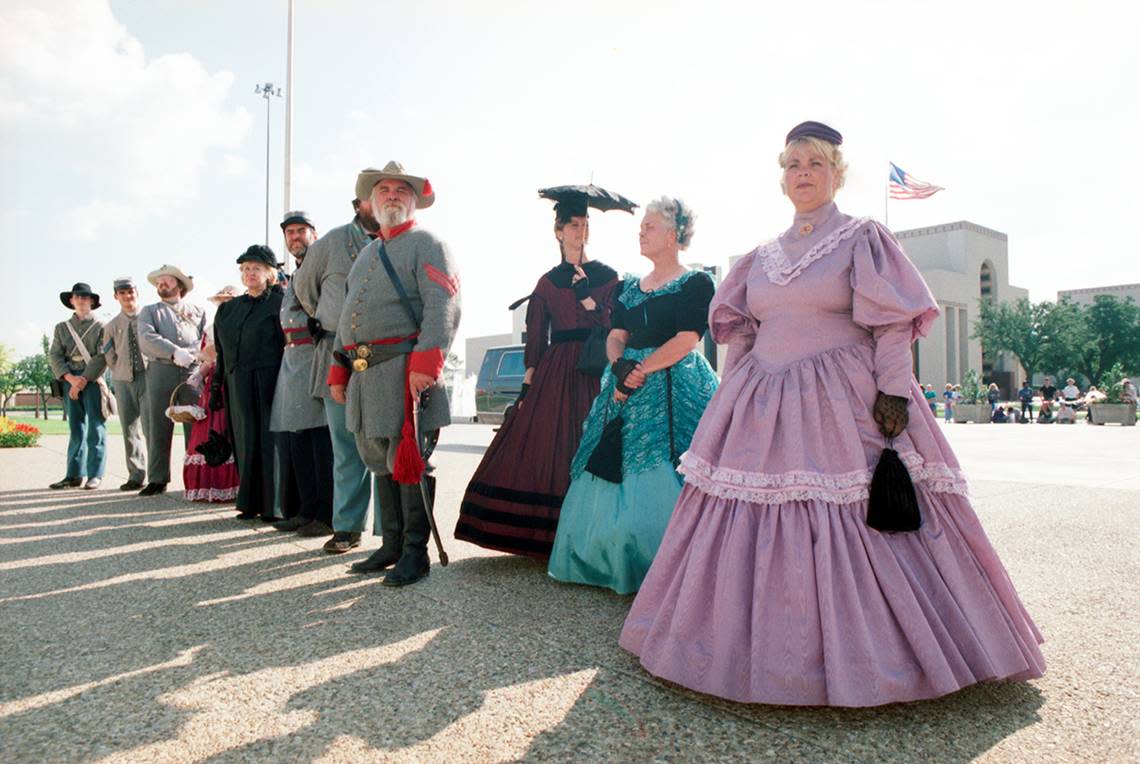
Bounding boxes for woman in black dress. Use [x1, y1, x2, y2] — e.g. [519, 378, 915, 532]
[454, 197, 620, 557]
[211, 245, 285, 520]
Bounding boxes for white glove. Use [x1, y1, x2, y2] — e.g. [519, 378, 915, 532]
[173, 348, 195, 368]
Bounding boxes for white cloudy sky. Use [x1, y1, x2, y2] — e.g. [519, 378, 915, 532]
[2, 0, 1138, 360]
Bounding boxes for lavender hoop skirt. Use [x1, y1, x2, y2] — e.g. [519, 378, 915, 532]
[619, 483, 1045, 707]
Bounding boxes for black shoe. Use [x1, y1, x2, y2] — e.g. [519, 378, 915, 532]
[323, 532, 361, 554]
[235, 511, 259, 520]
[137, 483, 167, 497]
[272, 515, 309, 532]
[50, 477, 83, 490]
[381, 551, 430, 586]
[297, 520, 334, 538]
[120, 480, 145, 491]
[349, 546, 402, 574]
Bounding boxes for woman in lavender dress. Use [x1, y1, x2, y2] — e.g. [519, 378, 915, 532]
[620, 122, 1045, 707]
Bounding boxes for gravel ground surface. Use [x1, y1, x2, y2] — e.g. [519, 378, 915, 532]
[0, 422, 1136, 763]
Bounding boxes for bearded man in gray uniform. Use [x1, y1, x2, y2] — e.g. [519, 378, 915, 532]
[293, 180, 382, 554]
[328, 161, 460, 587]
[101, 277, 149, 490]
[270, 210, 334, 537]
[137, 265, 206, 496]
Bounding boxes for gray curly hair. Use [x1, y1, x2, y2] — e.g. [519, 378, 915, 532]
[645, 196, 697, 250]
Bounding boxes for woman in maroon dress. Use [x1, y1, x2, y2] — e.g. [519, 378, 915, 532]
[455, 197, 620, 557]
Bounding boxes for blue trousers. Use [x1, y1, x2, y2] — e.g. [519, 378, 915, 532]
[323, 397, 377, 534]
[64, 380, 107, 480]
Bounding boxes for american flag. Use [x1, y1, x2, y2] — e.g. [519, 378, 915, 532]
[889, 162, 944, 200]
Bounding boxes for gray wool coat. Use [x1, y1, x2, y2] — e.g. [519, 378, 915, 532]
[102, 311, 147, 382]
[269, 277, 327, 432]
[137, 300, 207, 361]
[292, 219, 372, 399]
[334, 227, 461, 440]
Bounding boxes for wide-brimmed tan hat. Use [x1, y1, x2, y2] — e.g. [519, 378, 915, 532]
[147, 264, 194, 294]
[355, 161, 435, 209]
[207, 285, 242, 305]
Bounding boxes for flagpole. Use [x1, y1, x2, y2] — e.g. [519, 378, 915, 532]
[884, 160, 889, 228]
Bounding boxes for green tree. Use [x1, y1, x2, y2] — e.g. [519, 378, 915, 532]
[0, 343, 16, 416]
[1053, 296, 1140, 385]
[972, 298, 1067, 381]
[16, 336, 57, 419]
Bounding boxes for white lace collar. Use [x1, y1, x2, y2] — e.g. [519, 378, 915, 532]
[752, 216, 870, 286]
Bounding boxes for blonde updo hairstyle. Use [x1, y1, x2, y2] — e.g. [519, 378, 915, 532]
[778, 136, 848, 195]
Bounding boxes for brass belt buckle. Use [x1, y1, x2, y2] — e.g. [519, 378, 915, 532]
[356, 345, 372, 359]
[352, 358, 369, 372]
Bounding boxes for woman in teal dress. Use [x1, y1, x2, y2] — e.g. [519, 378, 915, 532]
[548, 197, 718, 594]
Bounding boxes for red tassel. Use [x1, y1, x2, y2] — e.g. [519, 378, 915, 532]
[391, 374, 424, 485]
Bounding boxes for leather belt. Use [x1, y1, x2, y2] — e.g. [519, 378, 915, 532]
[345, 333, 420, 372]
[284, 327, 313, 348]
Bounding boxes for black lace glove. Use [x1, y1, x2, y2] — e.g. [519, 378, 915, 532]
[873, 392, 910, 438]
[612, 358, 640, 396]
[516, 382, 531, 404]
[572, 275, 591, 301]
[209, 385, 225, 412]
[307, 316, 326, 341]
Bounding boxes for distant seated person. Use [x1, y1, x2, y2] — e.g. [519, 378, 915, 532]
[1055, 399, 1076, 424]
[1005, 404, 1020, 423]
[1061, 377, 1081, 402]
[1037, 400, 1054, 423]
[1083, 385, 1107, 406]
[990, 406, 1008, 423]
[1122, 379, 1138, 405]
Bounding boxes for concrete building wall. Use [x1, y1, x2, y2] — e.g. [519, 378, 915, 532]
[1057, 283, 1140, 307]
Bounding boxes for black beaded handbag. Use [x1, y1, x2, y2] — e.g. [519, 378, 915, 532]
[585, 400, 624, 483]
[575, 327, 609, 377]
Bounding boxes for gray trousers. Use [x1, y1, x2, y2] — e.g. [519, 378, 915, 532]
[112, 376, 149, 484]
[145, 362, 192, 485]
[354, 434, 398, 476]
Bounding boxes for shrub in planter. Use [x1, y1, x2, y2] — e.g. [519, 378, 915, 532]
[0, 417, 41, 447]
[1088, 362, 1137, 426]
[952, 369, 990, 423]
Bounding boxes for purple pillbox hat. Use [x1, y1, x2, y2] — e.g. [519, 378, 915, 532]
[786, 121, 843, 146]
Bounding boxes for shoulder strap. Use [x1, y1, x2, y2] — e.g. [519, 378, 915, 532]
[64, 320, 93, 364]
[377, 239, 422, 326]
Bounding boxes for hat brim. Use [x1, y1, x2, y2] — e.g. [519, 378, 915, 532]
[356, 172, 435, 209]
[60, 291, 101, 310]
[147, 267, 194, 294]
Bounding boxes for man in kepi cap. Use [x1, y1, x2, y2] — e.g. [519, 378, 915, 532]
[101, 277, 149, 490]
[269, 211, 335, 538]
[329, 160, 460, 586]
[137, 265, 206, 496]
[293, 181, 383, 555]
[48, 283, 109, 489]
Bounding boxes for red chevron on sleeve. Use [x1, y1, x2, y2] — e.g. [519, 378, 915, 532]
[424, 263, 459, 296]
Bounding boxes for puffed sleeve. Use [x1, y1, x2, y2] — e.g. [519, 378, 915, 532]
[523, 279, 550, 370]
[709, 253, 758, 374]
[851, 221, 940, 398]
[675, 271, 715, 335]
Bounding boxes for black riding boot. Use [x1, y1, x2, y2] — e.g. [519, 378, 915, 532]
[382, 476, 435, 587]
[350, 475, 403, 573]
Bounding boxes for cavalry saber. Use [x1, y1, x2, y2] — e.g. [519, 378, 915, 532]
[413, 390, 449, 566]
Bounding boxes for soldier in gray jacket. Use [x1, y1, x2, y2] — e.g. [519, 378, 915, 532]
[270, 211, 334, 537]
[101, 277, 149, 490]
[48, 283, 109, 489]
[329, 161, 460, 586]
[293, 184, 381, 554]
[137, 265, 206, 496]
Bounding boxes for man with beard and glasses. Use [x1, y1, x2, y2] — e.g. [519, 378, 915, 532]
[328, 161, 460, 587]
[101, 277, 149, 490]
[293, 177, 384, 555]
[137, 265, 206, 497]
[270, 210, 335, 538]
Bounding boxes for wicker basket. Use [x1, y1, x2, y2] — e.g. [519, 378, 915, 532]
[167, 382, 200, 424]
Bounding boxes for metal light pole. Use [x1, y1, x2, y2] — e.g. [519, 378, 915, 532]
[254, 82, 282, 246]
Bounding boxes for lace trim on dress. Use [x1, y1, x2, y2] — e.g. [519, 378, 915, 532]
[184, 486, 238, 502]
[754, 217, 871, 286]
[618, 270, 703, 310]
[184, 453, 236, 466]
[678, 449, 968, 505]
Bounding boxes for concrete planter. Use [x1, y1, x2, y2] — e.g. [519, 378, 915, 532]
[952, 403, 992, 423]
[1087, 403, 1137, 426]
